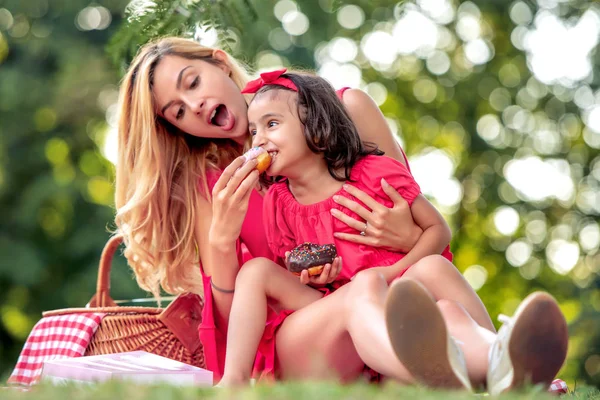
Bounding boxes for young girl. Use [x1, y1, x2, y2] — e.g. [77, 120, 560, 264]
[219, 69, 568, 391]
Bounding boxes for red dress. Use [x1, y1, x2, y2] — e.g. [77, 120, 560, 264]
[263, 155, 452, 290]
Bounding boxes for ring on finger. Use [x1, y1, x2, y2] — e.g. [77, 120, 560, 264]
[360, 222, 368, 236]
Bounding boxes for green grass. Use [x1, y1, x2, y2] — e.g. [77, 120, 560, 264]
[1, 382, 599, 400]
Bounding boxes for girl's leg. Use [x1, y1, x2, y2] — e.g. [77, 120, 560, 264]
[402, 255, 495, 332]
[220, 257, 324, 385]
[386, 279, 568, 393]
[385, 278, 484, 390]
[436, 299, 495, 386]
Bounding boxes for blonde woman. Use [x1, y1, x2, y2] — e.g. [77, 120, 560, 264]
[115, 37, 568, 393]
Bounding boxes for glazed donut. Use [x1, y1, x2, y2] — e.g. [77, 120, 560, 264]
[287, 242, 337, 276]
[243, 147, 271, 173]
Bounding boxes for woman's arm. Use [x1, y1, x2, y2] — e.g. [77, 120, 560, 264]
[332, 180, 421, 253]
[367, 194, 452, 283]
[336, 88, 423, 252]
[196, 157, 260, 332]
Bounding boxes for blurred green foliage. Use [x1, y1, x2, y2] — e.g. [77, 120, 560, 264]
[1, 0, 599, 389]
[0, 0, 148, 376]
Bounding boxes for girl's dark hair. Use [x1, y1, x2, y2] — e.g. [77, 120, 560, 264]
[252, 72, 383, 183]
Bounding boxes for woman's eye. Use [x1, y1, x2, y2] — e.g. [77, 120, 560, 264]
[250, 129, 257, 136]
[176, 106, 185, 120]
[190, 76, 199, 89]
[268, 120, 278, 128]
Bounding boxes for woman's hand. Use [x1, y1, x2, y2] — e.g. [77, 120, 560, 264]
[209, 156, 259, 247]
[331, 178, 423, 253]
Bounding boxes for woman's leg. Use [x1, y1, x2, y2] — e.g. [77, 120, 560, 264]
[274, 267, 567, 392]
[275, 271, 415, 383]
[402, 255, 495, 332]
[275, 270, 490, 388]
[220, 257, 324, 385]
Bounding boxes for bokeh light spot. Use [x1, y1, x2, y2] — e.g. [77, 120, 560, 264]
[337, 4, 364, 29]
[282, 10, 309, 36]
[463, 265, 488, 291]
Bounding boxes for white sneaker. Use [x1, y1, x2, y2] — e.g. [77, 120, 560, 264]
[487, 292, 568, 396]
[385, 279, 472, 391]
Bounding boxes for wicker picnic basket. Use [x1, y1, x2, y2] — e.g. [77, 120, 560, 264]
[43, 234, 206, 369]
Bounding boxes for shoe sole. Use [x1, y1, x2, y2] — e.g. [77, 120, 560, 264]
[385, 279, 467, 389]
[506, 292, 568, 391]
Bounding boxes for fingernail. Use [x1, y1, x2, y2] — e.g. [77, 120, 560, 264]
[381, 178, 388, 186]
[330, 208, 338, 215]
[332, 195, 339, 202]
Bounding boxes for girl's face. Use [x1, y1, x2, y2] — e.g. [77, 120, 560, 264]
[248, 90, 318, 178]
[152, 53, 249, 143]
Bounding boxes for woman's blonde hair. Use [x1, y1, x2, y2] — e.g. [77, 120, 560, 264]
[114, 37, 250, 298]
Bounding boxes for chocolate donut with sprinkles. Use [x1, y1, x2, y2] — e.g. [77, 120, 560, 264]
[287, 242, 337, 276]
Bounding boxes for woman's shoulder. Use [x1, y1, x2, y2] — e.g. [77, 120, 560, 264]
[337, 88, 379, 113]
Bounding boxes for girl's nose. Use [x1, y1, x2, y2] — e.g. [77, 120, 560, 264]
[252, 131, 266, 147]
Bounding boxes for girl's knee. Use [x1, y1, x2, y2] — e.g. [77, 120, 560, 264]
[236, 257, 277, 285]
[345, 270, 387, 306]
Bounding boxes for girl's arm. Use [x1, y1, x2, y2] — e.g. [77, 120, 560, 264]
[366, 194, 452, 284]
[196, 157, 260, 332]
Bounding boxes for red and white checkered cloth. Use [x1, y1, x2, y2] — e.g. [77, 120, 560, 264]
[8, 313, 104, 386]
[548, 378, 569, 394]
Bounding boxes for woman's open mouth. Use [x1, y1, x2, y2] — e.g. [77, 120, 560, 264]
[209, 104, 235, 131]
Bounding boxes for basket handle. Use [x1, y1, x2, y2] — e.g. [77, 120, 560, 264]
[87, 234, 124, 308]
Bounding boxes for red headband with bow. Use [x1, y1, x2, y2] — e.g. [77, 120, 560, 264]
[241, 68, 298, 94]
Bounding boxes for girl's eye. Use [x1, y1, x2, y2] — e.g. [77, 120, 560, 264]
[250, 129, 257, 136]
[268, 120, 278, 128]
[176, 106, 185, 120]
[190, 76, 199, 89]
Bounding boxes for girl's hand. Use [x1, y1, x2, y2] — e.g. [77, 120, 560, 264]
[285, 252, 343, 286]
[331, 178, 423, 253]
[209, 156, 259, 246]
[300, 256, 343, 286]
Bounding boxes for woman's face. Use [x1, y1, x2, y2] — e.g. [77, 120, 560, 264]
[152, 53, 249, 143]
